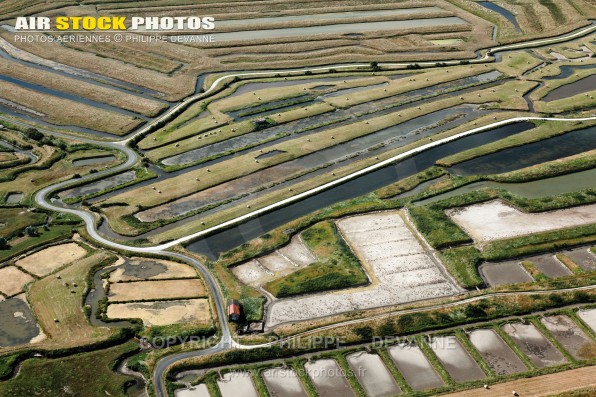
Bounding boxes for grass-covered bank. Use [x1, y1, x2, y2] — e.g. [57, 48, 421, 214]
[0, 342, 139, 397]
[264, 221, 368, 298]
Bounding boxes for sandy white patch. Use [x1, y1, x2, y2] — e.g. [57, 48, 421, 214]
[232, 236, 316, 288]
[447, 200, 596, 243]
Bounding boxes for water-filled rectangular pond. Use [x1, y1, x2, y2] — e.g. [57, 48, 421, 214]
[577, 308, 596, 333]
[542, 75, 596, 102]
[181, 16, 467, 42]
[413, 167, 596, 206]
[528, 255, 571, 278]
[0, 295, 43, 347]
[502, 323, 567, 367]
[59, 170, 137, 199]
[429, 336, 486, 382]
[215, 7, 448, 28]
[468, 329, 527, 375]
[479, 261, 533, 286]
[541, 315, 594, 360]
[217, 372, 258, 397]
[72, 155, 116, 167]
[305, 359, 356, 397]
[564, 248, 596, 271]
[449, 125, 596, 176]
[387, 343, 444, 391]
[346, 351, 401, 397]
[262, 367, 308, 397]
[5, 192, 23, 204]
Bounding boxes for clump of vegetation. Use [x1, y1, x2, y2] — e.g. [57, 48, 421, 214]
[239, 296, 266, 321]
[408, 203, 474, 249]
[0, 343, 138, 396]
[264, 221, 368, 298]
[438, 246, 483, 289]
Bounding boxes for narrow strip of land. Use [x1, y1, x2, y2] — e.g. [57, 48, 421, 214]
[439, 365, 596, 397]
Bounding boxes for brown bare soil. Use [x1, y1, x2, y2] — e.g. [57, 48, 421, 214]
[106, 298, 211, 326]
[0, 266, 34, 297]
[107, 279, 206, 302]
[16, 243, 88, 277]
[439, 366, 596, 397]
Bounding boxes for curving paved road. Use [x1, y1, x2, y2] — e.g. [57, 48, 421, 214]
[4, 22, 592, 396]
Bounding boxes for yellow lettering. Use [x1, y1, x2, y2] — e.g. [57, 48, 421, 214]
[70, 16, 82, 30]
[97, 17, 109, 30]
[55, 16, 69, 30]
[82, 17, 95, 30]
[111, 16, 127, 30]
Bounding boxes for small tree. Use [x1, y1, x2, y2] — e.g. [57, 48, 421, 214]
[25, 225, 38, 237]
[0, 237, 8, 249]
[370, 61, 381, 71]
[24, 128, 44, 141]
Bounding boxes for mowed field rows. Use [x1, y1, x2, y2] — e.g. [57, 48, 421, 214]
[103, 257, 213, 327]
[95, 55, 543, 238]
[2, 0, 588, 137]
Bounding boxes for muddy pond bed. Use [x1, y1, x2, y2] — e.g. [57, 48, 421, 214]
[175, 384, 210, 397]
[564, 247, 596, 270]
[479, 261, 533, 286]
[502, 323, 567, 367]
[577, 308, 596, 333]
[0, 296, 42, 347]
[468, 329, 527, 375]
[305, 359, 356, 397]
[540, 315, 594, 360]
[5, 192, 23, 204]
[72, 155, 116, 167]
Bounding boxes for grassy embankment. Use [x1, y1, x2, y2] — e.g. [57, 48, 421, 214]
[27, 252, 118, 349]
[0, 342, 138, 397]
[437, 117, 596, 167]
[0, 80, 143, 136]
[263, 221, 368, 298]
[0, 58, 167, 117]
[102, 80, 534, 239]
